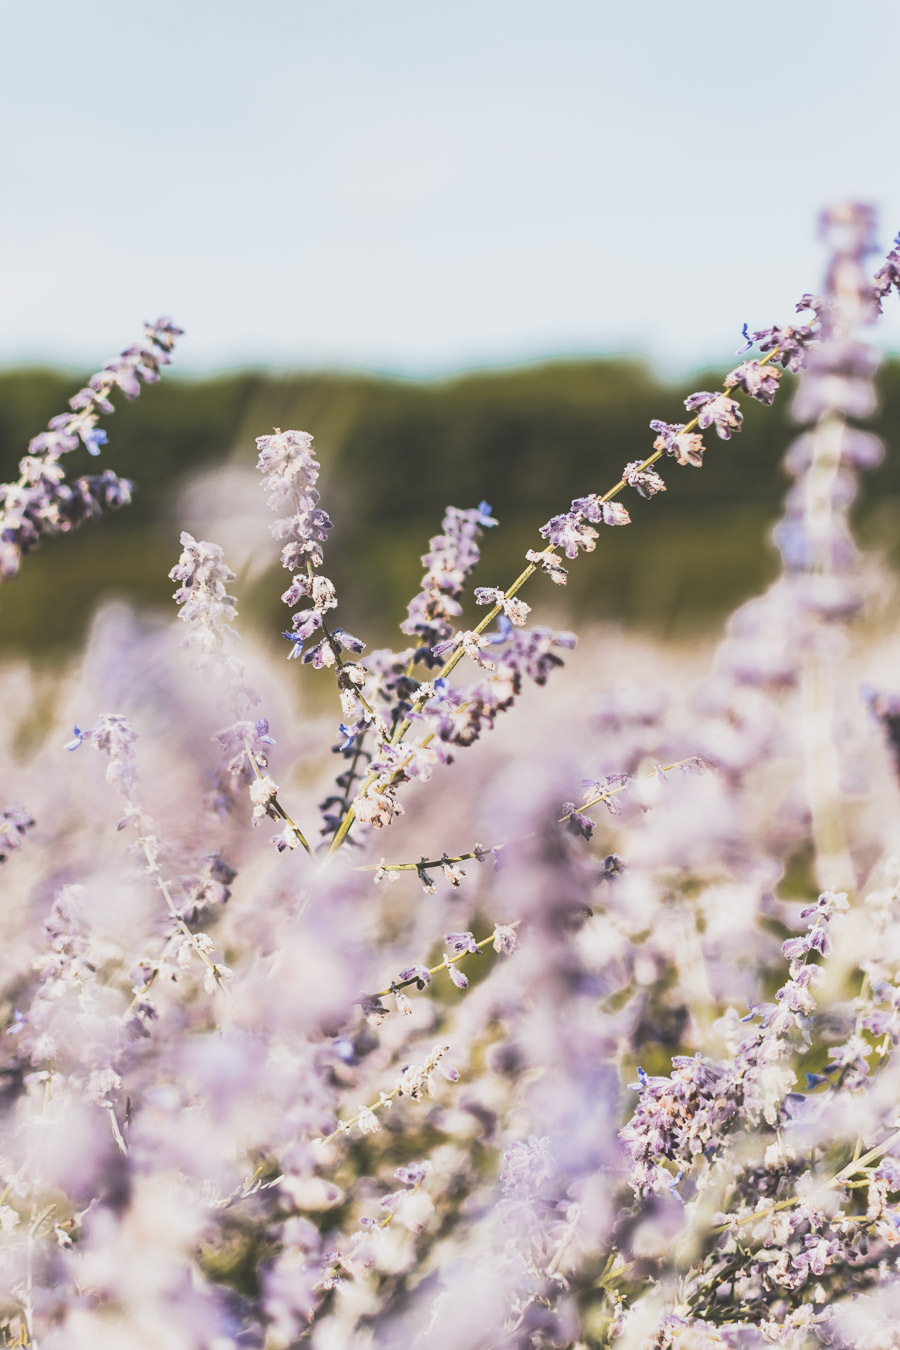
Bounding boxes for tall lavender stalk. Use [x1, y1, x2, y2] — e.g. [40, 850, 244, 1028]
[0, 317, 182, 581]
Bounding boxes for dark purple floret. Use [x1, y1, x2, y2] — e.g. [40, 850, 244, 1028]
[300, 640, 330, 668]
[398, 965, 432, 990]
[445, 931, 480, 956]
[538, 511, 598, 559]
[569, 495, 604, 523]
[570, 495, 632, 526]
[598, 853, 624, 881]
[57, 470, 134, 525]
[684, 391, 743, 440]
[751, 320, 818, 372]
[291, 610, 325, 642]
[622, 462, 666, 498]
[562, 804, 594, 840]
[725, 360, 781, 406]
[333, 628, 366, 655]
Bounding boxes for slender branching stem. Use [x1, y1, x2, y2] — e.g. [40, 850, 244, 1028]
[369, 921, 523, 1000]
[354, 756, 704, 876]
[245, 742, 312, 854]
[326, 353, 781, 857]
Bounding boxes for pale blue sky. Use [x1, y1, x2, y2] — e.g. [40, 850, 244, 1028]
[2, 0, 898, 378]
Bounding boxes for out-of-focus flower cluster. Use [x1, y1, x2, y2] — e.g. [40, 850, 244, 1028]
[1, 206, 900, 1350]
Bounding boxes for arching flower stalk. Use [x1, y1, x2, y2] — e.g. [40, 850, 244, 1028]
[0, 317, 182, 582]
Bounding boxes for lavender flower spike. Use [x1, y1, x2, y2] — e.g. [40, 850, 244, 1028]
[255, 428, 349, 677]
[402, 503, 498, 658]
[0, 317, 182, 582]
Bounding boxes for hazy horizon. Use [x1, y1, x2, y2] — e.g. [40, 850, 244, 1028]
[3, 1, 899, 380]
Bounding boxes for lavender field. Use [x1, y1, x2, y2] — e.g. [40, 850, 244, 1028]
[1, 205, 900, 1349]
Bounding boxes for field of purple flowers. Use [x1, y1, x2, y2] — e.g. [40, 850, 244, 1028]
[1, 203, 900, 1349]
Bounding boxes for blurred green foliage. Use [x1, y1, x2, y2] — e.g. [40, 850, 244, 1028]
[1, 358, 898, 657]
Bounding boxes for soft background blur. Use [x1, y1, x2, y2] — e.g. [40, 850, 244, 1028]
[2, 0, 899, 656]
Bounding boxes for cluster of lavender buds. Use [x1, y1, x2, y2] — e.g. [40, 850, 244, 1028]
[315, 502, 503, 838]
[402, 501, 498, 655]
[0, 317, 181, 581]
[257, 427, 363, 672]
[524, 293, 817, 599]
[2, 209, 900, 1349]
[616, 888, 900, 1334]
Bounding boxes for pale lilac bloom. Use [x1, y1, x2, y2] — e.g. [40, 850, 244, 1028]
[0, 317, 181, 581]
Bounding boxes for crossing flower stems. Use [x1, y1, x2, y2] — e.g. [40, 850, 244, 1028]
[2, 206, 900, 1347]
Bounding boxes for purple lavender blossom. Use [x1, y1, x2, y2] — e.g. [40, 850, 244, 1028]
[401, 503, 497, 657]
[751, 318, 819, 371]
[622, 461, 666, 498]
[254, 427, 352, 683]
[398, 965, 432, 990]
[724, 359, 782, 406]
[649, 419, 706, 467]
[571, 494, 632, 526]
[0, 317, 181, 581]
[683, 389, 743, 439]
[538, 511, 598, 558]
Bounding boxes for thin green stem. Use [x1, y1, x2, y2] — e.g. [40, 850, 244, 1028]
[329, 727, 371, 824]
[709, 1126, 900, 1237]
[354, 756, 703, 876]
[246, 743, 311, 855]
[317, 1044, 451, 1146]
[326, 352, 781, 858]
[370, 921, 522, 999]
